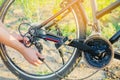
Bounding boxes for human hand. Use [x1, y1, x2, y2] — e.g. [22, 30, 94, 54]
[11, 32, 29, 43]
[11, 32, 45, 66]
[21, 47, 44, 66]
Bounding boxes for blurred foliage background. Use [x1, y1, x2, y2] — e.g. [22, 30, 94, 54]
[0, 0, 120, 39]
[83, 0, 120, 38]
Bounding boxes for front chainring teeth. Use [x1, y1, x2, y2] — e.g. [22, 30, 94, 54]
[83, 36, 114, 69]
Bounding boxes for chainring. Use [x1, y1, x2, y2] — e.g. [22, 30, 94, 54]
[83, 35, 114, 69]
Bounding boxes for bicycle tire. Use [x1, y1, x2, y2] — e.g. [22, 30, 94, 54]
[0, 0, 86, 80]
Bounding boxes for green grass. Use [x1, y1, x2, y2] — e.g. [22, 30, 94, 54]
[0, 0, 4, 6]
[83, 0, 120, 38]
[37, 70, 50, 75]
[2, 0, 120, 38]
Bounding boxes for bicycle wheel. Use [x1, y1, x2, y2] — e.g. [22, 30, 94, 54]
[0, 0, 86, 80]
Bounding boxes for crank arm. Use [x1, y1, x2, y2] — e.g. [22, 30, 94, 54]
[41, 29, 120, 60]
[114, 51, 120, 60]
[109, 30, 120, 60]
[39, 32, 96, 55]
[40, 29, 120, 60]
[109, 30, 120, 44]
[67, 39, 96, 54]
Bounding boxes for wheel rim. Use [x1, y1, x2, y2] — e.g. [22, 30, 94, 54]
[3, 0, 80, 77]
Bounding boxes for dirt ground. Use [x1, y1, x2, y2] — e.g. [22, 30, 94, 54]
[1, 56, 120, 80]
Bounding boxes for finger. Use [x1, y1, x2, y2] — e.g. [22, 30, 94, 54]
[17, 34, 23, 40]
[32, 62, 40, 66]
[28, 61, 38, 66]
[33, 58, 42, 65]
[30, 62, 39, 66]
[36, 59, 43, 64]
[24, 55, 40, 66]
[20, 37, 30, 44]
[31, 59, 40, 66]
[23, 37, 30, 44]
[37, 53, 45, 59]
[23, 37, 29, 41]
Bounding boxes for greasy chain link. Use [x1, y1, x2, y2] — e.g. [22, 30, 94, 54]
[103, 66, 120, 79]
[26, 24, 100, 79]
[42, 52, 100, 80]
[26, 26, 120, 79]
[41, 29, 117, 79]
[41, 29, 100, 80]
[18, 21, 115, 80]
[103, 39, 120, 79]
[3, 0, 119, 79]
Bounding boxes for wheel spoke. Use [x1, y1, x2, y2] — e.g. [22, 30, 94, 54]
[1, 0, 84, 79]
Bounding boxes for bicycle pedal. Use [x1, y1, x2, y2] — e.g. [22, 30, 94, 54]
[55, 37, 69, 49]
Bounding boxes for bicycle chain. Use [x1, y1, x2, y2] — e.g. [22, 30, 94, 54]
[41, 25, 100, 80]
[38, 28, 100, 79]
[41, 38, 120, 80]
[103, 39, 120, 79]
[20, 22, 118, 80]
[103, 64, 120, 79]
[41, 60, 99, 80]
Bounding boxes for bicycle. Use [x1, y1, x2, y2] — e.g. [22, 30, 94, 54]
[0, 0, 120, 80]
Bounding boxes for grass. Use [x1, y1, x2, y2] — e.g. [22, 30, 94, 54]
[0, 0, 4, 6]
[83, 0, 120, 38]
[1, 0, 120, 79]
[1, 0, 120, 38]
